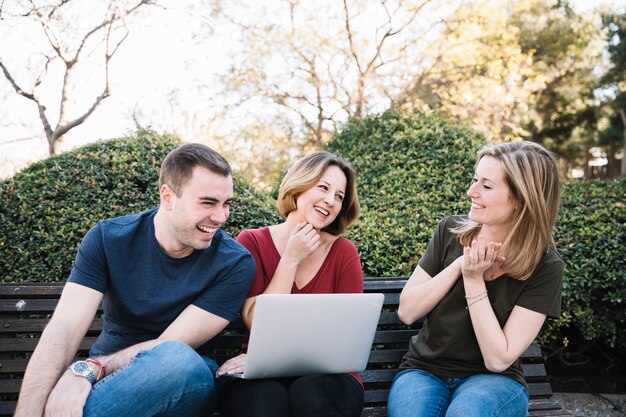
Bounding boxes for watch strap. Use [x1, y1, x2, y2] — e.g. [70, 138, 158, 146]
[69, 360, 96, 385]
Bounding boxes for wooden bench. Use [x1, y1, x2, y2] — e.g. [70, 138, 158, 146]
[0, 278, 571, 416]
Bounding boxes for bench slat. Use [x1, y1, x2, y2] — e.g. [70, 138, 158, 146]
[0, 337, 97, 353]
[0, 318, 103, 333]
[0, 284, 64, 298]
[0, 299, 59, 313]
[361, 401, 570, 417]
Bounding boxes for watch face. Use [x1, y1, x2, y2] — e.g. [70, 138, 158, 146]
[70, 361, 96, 384]
[73, 361, 90, 374]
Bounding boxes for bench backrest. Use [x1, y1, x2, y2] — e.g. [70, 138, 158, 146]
[0, 278, 554, 416]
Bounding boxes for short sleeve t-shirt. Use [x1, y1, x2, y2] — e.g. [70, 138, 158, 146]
[399, 216, 564, 387]
[68, 209, 256, 356]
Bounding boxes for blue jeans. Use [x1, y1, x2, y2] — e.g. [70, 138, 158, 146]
[387, 369, 529, 417]
[83, 341, 219, 417]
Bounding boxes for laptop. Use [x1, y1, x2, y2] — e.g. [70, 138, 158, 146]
[227, 293, 384, 379]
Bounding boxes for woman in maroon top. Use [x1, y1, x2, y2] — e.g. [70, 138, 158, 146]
[217, 151, 364, 417]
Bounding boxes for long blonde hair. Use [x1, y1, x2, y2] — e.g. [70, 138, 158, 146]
[454, 141, 561, 280]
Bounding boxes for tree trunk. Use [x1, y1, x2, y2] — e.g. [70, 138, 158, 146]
[584, 145, 592, 179]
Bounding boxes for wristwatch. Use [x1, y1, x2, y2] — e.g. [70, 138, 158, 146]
[69, 360, 96, 385]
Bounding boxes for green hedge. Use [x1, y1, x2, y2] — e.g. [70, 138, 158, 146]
[328, 109, 625, 352]
[0, 129, 280, 283]
[546, 179, 625, 350]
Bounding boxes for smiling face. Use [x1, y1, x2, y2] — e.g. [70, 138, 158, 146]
[293, 165, 347, 230]
[467, 156, 518, 233]
[160, 166, 233, 257]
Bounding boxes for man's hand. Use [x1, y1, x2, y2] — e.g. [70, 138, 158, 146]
[44, 369, 92, 417]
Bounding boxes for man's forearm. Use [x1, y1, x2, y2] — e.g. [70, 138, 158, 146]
[14, 325, 77, 417]
[93, 338, 168, 377]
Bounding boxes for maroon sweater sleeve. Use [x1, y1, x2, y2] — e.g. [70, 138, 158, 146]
[236, 227, 279, 298]
[329, 237, 364, 294]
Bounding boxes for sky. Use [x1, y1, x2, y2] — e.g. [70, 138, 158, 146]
[0, 0, 624, 179]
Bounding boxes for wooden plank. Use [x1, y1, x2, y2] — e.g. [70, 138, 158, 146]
[528, 382, 553, 398]
[361, 406, 387, 417]
[366, 349, 406, 364]
[376, 311, 406, 325]
[363, 389, 389, 404]
[0, 358, 29, 374]
[0, 283, 64, 298]
[522, 363, 547, 381]
[0, 401, 16, 417]
[372, 329, 418, 344]
[529, 399, 570, 411]
[360, 369, 398, 384]
[0, 379, 20, 394]
[0, 337, 97, 353]
[527, 410, 574, 416]
[381, 293, 400, 305]
[521, 343, 543, 359]
[212, 334, 245, 348]
[0, 318, 103, 333]
[0, 299, 59, 313]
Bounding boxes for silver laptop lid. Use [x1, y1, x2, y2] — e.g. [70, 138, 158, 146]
[243, 293, 384, 379]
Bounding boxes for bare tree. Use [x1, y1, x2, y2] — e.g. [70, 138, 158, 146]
[0, 0, 155, 155]
[213, 0, 456, 149]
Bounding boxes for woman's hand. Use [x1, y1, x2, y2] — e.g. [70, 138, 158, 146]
[282, 222, 321, 264]
[461, 236, 503, 282]
[215, 353, 247, 378]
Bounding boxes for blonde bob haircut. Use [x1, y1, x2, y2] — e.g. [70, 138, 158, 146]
[453, 141, 561, 281]
[277, 151, 360, 236]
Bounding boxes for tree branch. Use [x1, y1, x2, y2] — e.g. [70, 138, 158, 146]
[0, 61, 35, 101]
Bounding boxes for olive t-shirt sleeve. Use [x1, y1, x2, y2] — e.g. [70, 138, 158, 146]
[419, 217, 461, 277]
[514, 248, 564, 318]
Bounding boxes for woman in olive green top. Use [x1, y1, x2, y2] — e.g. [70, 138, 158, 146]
[388, 141, 564, 417]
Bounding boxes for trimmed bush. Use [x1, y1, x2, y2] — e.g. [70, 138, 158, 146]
[545, 179, 626, 351]
[0, 129, 280, 283]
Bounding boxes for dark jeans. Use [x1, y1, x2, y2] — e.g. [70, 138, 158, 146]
[219, 373, 364, 417]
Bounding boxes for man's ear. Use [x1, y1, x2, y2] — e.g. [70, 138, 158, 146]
[160, 184, 175, 210]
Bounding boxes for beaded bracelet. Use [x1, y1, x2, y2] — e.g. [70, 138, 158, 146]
[464, 290, 487, 300]
[86, 358, 107, 381]
[466, 294, 489, 310]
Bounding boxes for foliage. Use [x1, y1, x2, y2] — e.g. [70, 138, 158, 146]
[597, 11, 626, 177]
[511, 0, 604, 168]
[398, 0, 605, 174]
[0, 129, 280, 283]
[327, 108, 485, 275]
[542, 179, 626, 351]
[328, 109, 626, 352]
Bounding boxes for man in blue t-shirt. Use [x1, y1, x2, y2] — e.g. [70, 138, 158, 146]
[15, 144, 256, 417]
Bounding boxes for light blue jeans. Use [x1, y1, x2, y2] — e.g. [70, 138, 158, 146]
[387, 369, 529, 417]
[83, 341, 219, 417]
